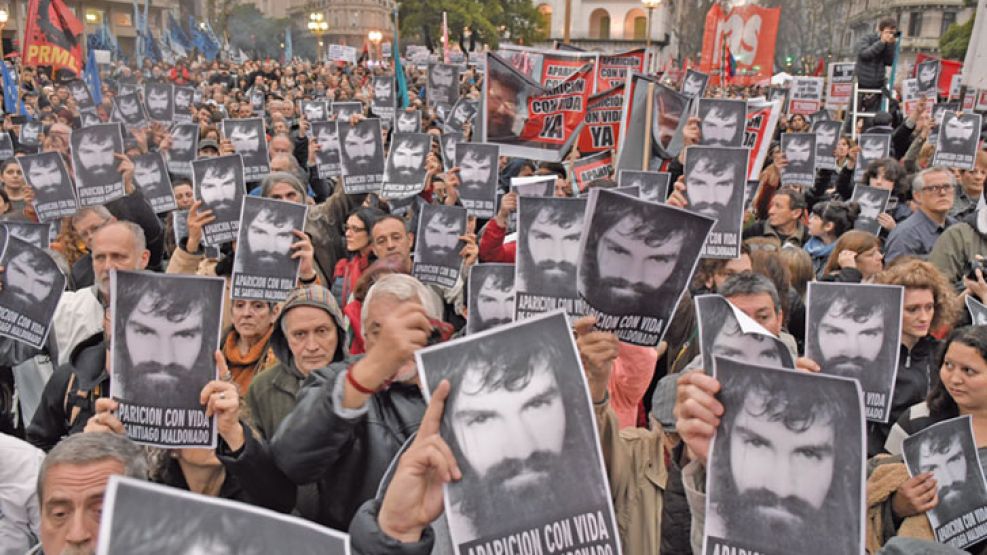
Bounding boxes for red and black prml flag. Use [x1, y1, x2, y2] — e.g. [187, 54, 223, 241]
[24, 0, 84, 75]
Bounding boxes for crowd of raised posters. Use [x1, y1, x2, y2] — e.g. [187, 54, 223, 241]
[5, 23, 987, 555]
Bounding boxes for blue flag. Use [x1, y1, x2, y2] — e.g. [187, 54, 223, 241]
[169, 12, 193, 51]
[392, 9, 409, 109]
[84, 45, 103, 106]
[1, 61, 17, 114]
[284, 27, 293, 64]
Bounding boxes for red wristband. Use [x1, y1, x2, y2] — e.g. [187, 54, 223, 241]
[346, 368, 377, 395]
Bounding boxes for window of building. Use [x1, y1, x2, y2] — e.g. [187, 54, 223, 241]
[908, 11, 922, 37]
[942, 11, 957, 35]
[84, 9, 104, 25]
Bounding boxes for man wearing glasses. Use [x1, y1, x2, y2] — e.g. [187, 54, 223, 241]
[884, 167, 957, 263]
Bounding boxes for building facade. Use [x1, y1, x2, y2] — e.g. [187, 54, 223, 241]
[0, 0, 181, 58]
[843, 0, 973, 79]
[287, 0, 394, 50]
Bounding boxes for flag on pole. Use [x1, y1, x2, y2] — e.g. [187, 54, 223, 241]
[1, 60, 19, 114]
[442, 12, 450, 64]
[84, 45, 103, 105]
[23, 0, 85, 74]
[284, 27, 293, 64]
[393, 8, 410, 109]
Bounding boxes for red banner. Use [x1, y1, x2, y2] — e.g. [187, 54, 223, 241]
[596, 49, 646, 91]
[699, 3, 780, 87]
[914, 53, 963, 99]
[569, 150, 614, 193]
[23, 0, 84, 75]
[578, 84, 624, 154]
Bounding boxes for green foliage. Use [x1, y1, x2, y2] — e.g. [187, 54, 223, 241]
[398, 0, 547, 51]
[940, 15, 974, 60]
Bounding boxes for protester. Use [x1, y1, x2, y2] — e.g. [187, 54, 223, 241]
[820, 230, 884, 283]
[884, 167, 957, 264]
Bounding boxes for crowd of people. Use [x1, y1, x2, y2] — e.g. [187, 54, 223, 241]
[1, 13, 987, 555]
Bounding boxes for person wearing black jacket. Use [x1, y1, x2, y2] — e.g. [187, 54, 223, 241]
[856, 19, 897, 92]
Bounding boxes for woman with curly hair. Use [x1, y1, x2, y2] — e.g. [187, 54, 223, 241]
[868, 259, 960, 456]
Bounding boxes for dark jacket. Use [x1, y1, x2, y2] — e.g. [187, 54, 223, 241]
[270, 360, 427, 530]
[25, 334, 106, 451]
[855, 33, 896, 89]
[867, 336, 939, 457]
[350, 498, 435, 555]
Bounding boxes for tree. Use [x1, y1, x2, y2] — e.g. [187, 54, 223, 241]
[398, 0, 546, 52]
[940, 15, 974, 60]
[226, 5, 296, 60]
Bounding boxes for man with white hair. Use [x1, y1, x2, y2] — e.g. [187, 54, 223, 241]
[271, 273, 452, 531]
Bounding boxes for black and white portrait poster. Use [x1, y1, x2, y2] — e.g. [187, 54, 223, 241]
[79, 109, 102, 128]
[0, 233, 65, 349]
[98, 476, 351, 555]
[301, 100, 329, 122]
[812, 120, 842, 170]
[415, 310, 620, 555]
[19, 121, 42, 148]
[446, 98, 478, 133]
[933, 102, 961, 127]
[428, 63, 461, 107]
[192, 154, 246, 246]
[310, 120, 342, 180]
[110, 270, 224, 448]
[967, 295, 987, 326]
[413, 204, 467, 288]
[382, 132, 430, 200]
[681, 69, 710, 98]
[805, 281, 903, 422]
[577, 188, 714, 346]
[338, 118, 385, 194]
[854, 134, 891, 183]
[613, 185, 640, 197]
[684, 146, 748, 259]
[508, 175, 558, 232]
[0, 131, 13, 161]
[3, 222, 51, 250]
[467, 263, 515, 335]
[515, 196, 587, 320]
[696, 294, 795, 374]
[132, 152, 177, 214]
[933, 112, 982, 170]
[703, 356, 864, 555]
[249, 89, 265, 112]
[372, 76, 395, 123]
[698, 99, 747, 148]
[119, 83, 141, 98]
[221, 118, 271, 182]
[825, 62, 855, 110]
[144, 82, 174, 123]
[112, 92, 149, 129]
[780, 133, 817, 186]
[166, 123, 198, 176]
[67, 79, 95, 109]
[902, 416, 987, 549]
[915, 59, 941, 96]
[173, 86, 194, 123]
[441, 132, 465, 172]
[457, 142, 500, 218]
[232, 196, 308, 302]
[331, 101, 364, 120]
[568, 150, 613, 194]
[70, 123, 126, 206]
[617, 170, 670, 203]
[18, 152, 78, 222]
[850, 184, 892, 235]
[395, 109, 422, 133]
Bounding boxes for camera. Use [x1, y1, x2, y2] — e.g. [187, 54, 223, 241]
[966, 259, 986, 281]
[893, 31, 902, 38]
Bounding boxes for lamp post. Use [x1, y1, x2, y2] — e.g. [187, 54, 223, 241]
[368, 30, 382, 64]
[308, 12, 328, 61]
[0, 10, 8, 62]
[642, 0, 661, 50]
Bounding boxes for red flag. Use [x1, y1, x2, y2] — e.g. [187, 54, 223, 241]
[23, 0, 84, 75]
[812, 57, 826, 77]
[701, 3, 779, 87]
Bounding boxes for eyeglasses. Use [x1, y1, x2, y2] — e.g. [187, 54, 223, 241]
[921, 184, 953, 195]
[344, 225, 366, 234]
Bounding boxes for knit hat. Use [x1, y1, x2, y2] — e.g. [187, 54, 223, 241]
[269, 285, 347, 369]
